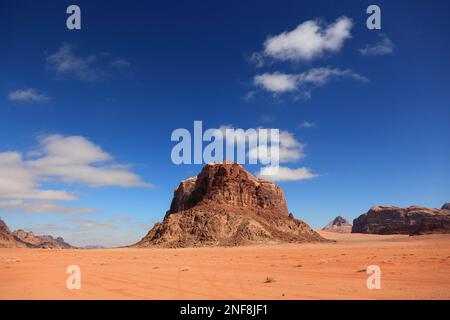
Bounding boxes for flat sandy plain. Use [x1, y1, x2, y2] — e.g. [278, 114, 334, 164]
[1, 232, 450, 299]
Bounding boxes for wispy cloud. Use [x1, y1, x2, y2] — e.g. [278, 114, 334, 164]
[46, 43, 98, 81]
[254, 67, 367, 96]
[110, 58, 131, 69]
[27, 216, 152, 247]
[298, 120, 316, 129]
[252, 16, 353, 64]
[243, 90, 256, 101]
[8, 89, 50, 103]
[359, 34, 394, 56]
[46, 43, 130, 81]
[0, 200, 93, 214]
[260, 114, 276, 123]
[65, 218, 116, 229]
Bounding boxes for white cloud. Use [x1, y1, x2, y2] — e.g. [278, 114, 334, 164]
[248, 144, 303, 164]
[261, 16, 353, 63]
[254, 72, 298, 93]
[298, 120, 316, 129]
[247, 17, 361, 101]
[359, 34, 394, 56]
[0, 152, 74, 201]
[257, 166, 319, 181]
[216, 126, 305, 164]
[27, 134, 151, 188]
[8, 89, 50, 103]
[254, 67, 367, 95]
[0, 134, 150, 214]
[215, 127, 320, 183]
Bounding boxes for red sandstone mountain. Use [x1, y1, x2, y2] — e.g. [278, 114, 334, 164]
[352, 205, 450, 235]
[0, 218, 25, 248]
[0, 218, 73, 248]
[134, 163, 325, 247]
[322, 216, 352, 233]
[12, 229, 73, 249]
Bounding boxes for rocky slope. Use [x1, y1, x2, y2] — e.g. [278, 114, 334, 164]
[134, 163, 326, 247]
[322, 216, 352, 233]
[0, 218, 73, 248]
[12, 229, 73, 249]
[0, 218, 25, 248]
[352, 204, 450, 235]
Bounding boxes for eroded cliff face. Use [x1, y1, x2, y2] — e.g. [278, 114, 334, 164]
[135, 163, 325, 248]
[0, 218, 20, 248]
[352, 205, 450, 235]
[167, 163, 288, 217]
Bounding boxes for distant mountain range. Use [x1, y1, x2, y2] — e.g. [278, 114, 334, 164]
[2, 168, 449, 250]
[0, 218, 74, 248]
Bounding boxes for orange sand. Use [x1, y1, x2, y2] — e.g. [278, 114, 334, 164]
[1, 232, 449, 300]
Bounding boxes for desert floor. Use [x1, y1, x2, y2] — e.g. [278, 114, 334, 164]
[1, 232, 450, 300]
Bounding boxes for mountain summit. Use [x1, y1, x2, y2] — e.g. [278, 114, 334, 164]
[134, 163, 325, 247]
[322, 216, 352, 233]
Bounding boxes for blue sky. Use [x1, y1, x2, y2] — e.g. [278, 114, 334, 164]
[0, 0, 449, 247]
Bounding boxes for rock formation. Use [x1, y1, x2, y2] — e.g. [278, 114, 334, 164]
[0, 218, 25, 248]
[442, 203, 450, 211]
[12, 229, 73, 249]
[352, 204, 450, 235]
[322, 216, 352, 233]
[134, 163, 325, 247]
[0, 218, 73, 248]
